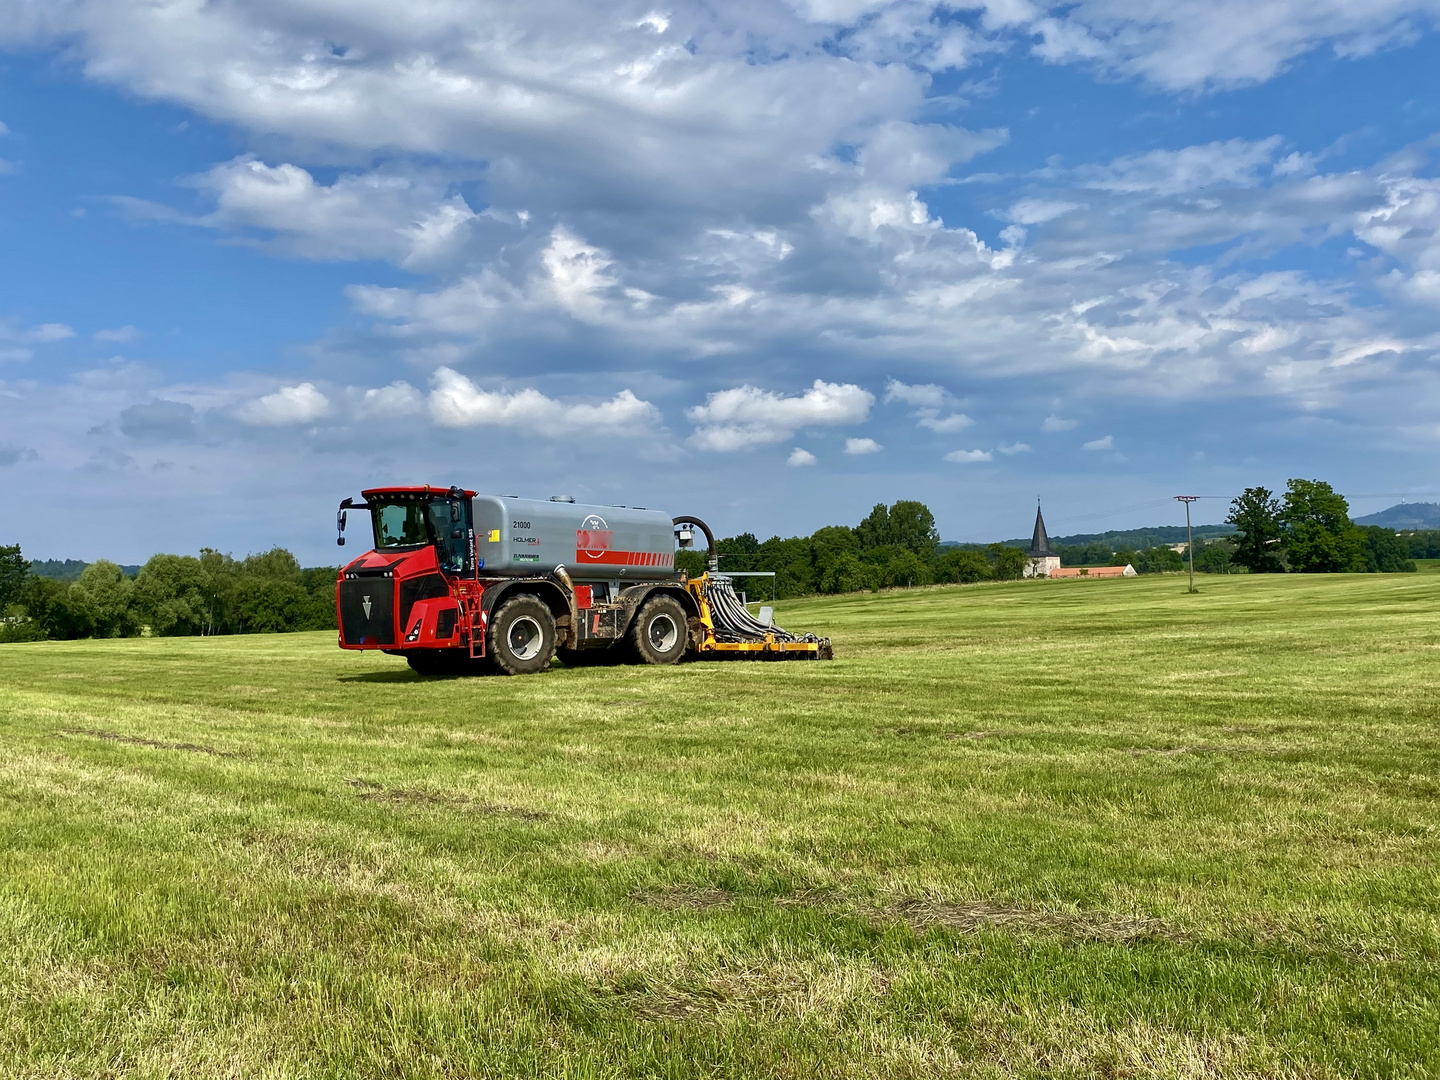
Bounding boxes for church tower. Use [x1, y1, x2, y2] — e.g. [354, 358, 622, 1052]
[1025, 504, 1062, 578]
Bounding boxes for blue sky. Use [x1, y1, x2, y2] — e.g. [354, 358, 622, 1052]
[3, 0, 1440, 563]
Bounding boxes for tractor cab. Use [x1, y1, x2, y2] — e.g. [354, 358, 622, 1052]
[337, 486, 478, 577]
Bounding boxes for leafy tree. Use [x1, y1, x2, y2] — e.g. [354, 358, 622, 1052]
[0, 544, 28, 610]
[1110, 549, 1137, 569]
[1227, 487, 1286, 573]
[18, 576, 95, 639]
[673, 549, 706, 577]
[133, 554, 212, 635]
[716, 532, 760, 574]
[987, 543, 1028, 581]
[1195, 542, 1234, 574]
[887, 500, 940, 559]
[1358, 526, 1416, 573]
[1405, 531, 1440, 559]
[856, 501, 939, 558]
[1280, 479, 1363, 573]
[868, 546, 931, 588]
[72, 560, 138, 637]
[755, 536, 814, 599]
[1134, 546, 1185, 573]
[818, 553, 877, 594]
[854, 504, 891, 551]
[935, 549, 991, 584]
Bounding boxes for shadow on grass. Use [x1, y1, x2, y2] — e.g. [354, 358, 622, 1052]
[336, 671, 423, 683]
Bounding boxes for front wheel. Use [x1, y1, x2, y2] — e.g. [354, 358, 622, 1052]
[488, 596, 557, 675]
[630, 595, 688, 665]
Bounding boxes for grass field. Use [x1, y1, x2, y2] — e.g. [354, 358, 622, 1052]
[1, 573, 1437, 1078]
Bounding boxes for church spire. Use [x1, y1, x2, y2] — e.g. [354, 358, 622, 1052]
[1029, 503, 1052, 557]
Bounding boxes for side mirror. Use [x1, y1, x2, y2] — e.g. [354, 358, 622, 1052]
[336, 508, 348, 546]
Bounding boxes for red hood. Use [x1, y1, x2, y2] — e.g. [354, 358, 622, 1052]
[339, 544, 440, 579]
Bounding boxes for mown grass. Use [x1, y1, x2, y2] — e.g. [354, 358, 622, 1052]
[0, 573, 1437, 1079]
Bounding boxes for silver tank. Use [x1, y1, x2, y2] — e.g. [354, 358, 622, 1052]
[474, 495, 677, 581]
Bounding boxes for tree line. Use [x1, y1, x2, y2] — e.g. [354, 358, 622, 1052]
[676, 500, 1038, 599]
[2, 479, 1418, 640]
[0, 546, 336, 642]
[1225, 480, 1417, 574]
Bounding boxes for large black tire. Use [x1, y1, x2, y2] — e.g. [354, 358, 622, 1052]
[630, 595, 688, 665]
[488, 595, 557, 676]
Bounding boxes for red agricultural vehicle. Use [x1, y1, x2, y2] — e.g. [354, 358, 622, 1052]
[335, 486, 832, 676]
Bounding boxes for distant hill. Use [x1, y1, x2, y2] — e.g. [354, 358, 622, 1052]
[942, 524, 1234, 552]
[28, 559, 142, 582]
[1353, 503, 1440, 529]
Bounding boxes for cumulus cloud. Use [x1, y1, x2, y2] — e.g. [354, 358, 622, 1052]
[0, 320, 75, 362]
[237, 383, 331, 426]
[687, 380, 873, 451]
[428, 367, 660, 434]
[1042, 415, 1078, 432]
[787, 447, 817, 466]
[844, 436, 882, 455]
[944, 448, 992, 463]
[115, 157, 484, 268]
[354, 381, 425, 419]
[884, 379, 973, 433]
[1082, 434, 1114, 450]
[998, 442, 1031, 455]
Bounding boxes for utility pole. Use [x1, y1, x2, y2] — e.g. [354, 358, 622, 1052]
[1175, 496, 1200, 593]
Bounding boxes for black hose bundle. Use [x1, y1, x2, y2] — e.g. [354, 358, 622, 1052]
[702, 575, 828, 646]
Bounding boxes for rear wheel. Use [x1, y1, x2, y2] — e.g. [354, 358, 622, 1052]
[488, 596, 557, 676]
[631, 595, 688, 665]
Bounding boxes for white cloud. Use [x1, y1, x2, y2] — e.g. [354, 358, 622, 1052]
[0, 320, 75, 362]
[844, 436, 882, 455]
[884, 379, 947, 408]
[1006, 198, 1079, 225]
[94, 325, 142, 343]
[885, 378, 973, 433]
[237, 383, 331, 425]
[998, 442, 1031, 455]
[428, 367, 660, 435]
[356, 381, 425, 419]
[1024, 0, 1440, 91]
[155, 157, 483, 268]
[1078, 137, 1286, 195]
[918, 412, 974, 433]
[1082, 434, 1114, 451]
[944, 448, 992, 463]
[1042, 415, 1077, 432]
[687, 379, 873, 451]
[787, 447, 817, 467]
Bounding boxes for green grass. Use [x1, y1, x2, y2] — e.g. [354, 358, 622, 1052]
[1, 573, 1437, 1078]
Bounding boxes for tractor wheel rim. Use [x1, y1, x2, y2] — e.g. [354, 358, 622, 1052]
[508, 615, 543, 660]
[648, 613, 678, 652]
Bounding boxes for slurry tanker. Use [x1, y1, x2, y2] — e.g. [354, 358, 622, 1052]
[334, 486, 833, 676]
